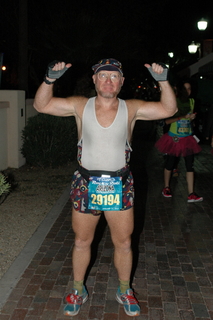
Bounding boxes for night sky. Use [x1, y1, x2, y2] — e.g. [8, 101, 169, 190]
[0, 0, 213, 96]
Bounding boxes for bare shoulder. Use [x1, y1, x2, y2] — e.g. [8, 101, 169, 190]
[66, 95, 88, 107]
[125, 98, 147, 119]
[125, 98, 147, 109]
[66, 96, 88, 117]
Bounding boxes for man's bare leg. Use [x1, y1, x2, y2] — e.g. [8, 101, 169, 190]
[72, 208, 100, 283]
[104, 208, 133, 282]
[64, 209, 100, 316]
[105, 208, 140, 316]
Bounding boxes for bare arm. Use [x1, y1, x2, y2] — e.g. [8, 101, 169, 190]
[34, 81, 76, 117]
[165, 112, 196, 125]
[131, 63, 177, 121]
[165, 116, 181, 125]
[156, 80, 177, 119]
[132, 82, 177, 121]
[33, 61, 86, 117]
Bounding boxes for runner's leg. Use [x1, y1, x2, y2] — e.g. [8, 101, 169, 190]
[104, 208, 133, 282]
[72, 208, 101, 282]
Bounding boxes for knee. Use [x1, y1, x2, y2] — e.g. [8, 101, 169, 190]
[113, 236, 132, 251]
[74, 236, 93, 251]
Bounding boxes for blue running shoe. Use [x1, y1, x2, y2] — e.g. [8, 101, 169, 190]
[64, 286, 88, 316]
[116, 287, 140, 316]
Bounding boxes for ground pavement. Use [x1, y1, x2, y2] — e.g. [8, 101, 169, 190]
[0, 125, 213, 320]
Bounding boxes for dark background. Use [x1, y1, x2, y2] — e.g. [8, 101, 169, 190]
[0, 0, 213, 97]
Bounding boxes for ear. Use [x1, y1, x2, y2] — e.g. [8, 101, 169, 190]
[92, 74, 96, 84]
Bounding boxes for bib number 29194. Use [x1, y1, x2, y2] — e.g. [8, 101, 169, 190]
[91, 194, 120, 206]
[88, 176, 122, 211]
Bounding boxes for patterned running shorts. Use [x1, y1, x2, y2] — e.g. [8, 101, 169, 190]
[70, 170, 134, 216]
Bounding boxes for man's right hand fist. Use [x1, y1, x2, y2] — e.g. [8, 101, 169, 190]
[46, 60, 71, 79]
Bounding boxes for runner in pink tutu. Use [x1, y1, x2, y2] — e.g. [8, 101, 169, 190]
[155, 80, 203, 203]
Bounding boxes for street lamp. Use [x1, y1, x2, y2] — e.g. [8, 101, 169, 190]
[188, 18, 208, 58]
[197, 18, 208, 31]
[188, 41, 200, 54]
[168, 52, 174, 58]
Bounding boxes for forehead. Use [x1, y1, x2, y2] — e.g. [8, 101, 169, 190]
[98, 70, 120, 74]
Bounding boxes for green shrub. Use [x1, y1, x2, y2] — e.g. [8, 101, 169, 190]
[0, 172, 11, 197]
[21, 114, 78, 168]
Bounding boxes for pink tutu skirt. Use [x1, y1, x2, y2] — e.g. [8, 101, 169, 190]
[155, 133, 201, 157]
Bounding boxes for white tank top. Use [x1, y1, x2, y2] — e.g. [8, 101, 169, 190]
[80, 97, 129, 171]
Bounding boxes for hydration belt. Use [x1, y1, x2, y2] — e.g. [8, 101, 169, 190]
[78, 165, 129, 184]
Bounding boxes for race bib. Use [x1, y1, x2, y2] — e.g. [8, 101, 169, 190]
[88, 176, 122, 211]
[177, 119, 191, 135]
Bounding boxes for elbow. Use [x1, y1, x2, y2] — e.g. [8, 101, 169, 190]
[163, 105, 177, 118]
[174, 99, 178, 113]
[33, 101, 39, 112]
[169, 102, 178, 117]
[173, 106, 178, 116]
[33, 100, 44, 113]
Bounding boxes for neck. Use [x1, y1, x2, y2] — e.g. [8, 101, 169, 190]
[95, 95, 119, 108]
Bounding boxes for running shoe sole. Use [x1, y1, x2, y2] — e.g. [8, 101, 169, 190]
[187, 198, 203, 203]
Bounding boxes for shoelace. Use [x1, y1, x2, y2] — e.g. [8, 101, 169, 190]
[66, 293, 83, 305]
[120, 291, 138, 305]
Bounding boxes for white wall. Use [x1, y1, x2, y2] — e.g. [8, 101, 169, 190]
[0, 90, 26, 170]
[0, 102, 9, 170]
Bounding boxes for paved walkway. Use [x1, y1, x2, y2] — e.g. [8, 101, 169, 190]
[0, 129, 213, 320]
